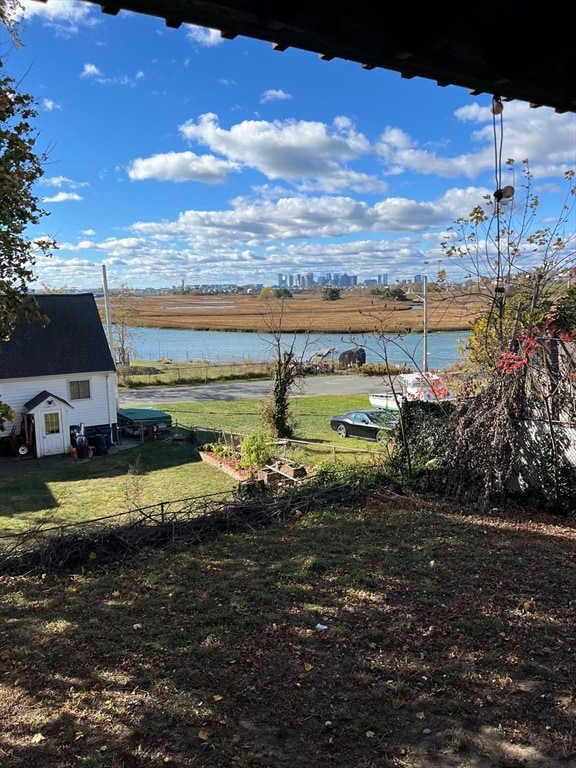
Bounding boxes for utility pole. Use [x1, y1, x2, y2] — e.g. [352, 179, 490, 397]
[102, 265, 115, 360]
[407, 276, 429, 372]
[422, 275, 428, 373]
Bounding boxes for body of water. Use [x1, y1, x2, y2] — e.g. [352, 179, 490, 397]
[130, 327, 469, 370]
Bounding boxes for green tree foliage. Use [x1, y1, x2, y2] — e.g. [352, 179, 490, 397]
[259, 286, 292, 299]
[0, 401, 15, 432]
[258, 299, 303, 439]
[378, 286, 408, 301]
[553, 283, 576, 334]
[260, 350, 297, 438]
[239, 428, 274, 470]
[0, 56, 55, 340]
[322, 286, 341, 301]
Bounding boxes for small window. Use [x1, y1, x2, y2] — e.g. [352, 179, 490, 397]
[69, 380, 91, 400]
[44, 412, 60, 435]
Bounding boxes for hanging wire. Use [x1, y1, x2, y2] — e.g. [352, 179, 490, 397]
[483, 95, 507, 356]
[492, 95, 505, 289]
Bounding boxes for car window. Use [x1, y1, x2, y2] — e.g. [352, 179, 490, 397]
[372, 412, 395, 426]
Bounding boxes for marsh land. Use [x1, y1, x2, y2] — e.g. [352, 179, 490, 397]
[128, 290, 483, 334]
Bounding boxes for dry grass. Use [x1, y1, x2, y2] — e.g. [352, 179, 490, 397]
[1, 492, 575, 768]
[128, 291, 483, 334]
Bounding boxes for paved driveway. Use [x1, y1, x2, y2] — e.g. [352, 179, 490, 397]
[117, 374, 393, 406]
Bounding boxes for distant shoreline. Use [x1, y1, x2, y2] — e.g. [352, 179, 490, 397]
[130, 323, 472, 334]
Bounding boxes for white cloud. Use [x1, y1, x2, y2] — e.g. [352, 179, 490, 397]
[42, 176, 88, 189]
[81, 63, 101, 78]
[178, 113, 370, 181]
[20, 0, 92, 25]
[186, 25, 222, 47]
[297, 169, 387, 194]
[376, 102, 576, 181]
[42, 192, 83, 203]
[20, 0, 96, 31]
[127, 151, 240, 184]
[42, 98, 61, 111]
[126, 186, 488, 250]
[376, 126, 493, 179]
[260, 89, 292, 104]
[80, 62, 142, 86]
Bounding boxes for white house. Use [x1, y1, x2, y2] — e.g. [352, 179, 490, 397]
[0, 294, 117, 458]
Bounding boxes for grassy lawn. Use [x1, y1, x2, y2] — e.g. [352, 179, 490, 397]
[0, 395, 382, 535]
[0, 440, 237, 535]
[1, 493, 574, 767]
[157, 393, 386, 477]
[156, 393, 373, 442]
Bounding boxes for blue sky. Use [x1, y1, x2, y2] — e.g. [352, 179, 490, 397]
[4, 0, 576, 290]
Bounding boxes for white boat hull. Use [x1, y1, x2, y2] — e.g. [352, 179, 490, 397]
[368, 393, 402, 410]
[369, 373, 457, 410]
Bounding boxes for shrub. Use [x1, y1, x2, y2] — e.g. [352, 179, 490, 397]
[240, 428, 275, 471]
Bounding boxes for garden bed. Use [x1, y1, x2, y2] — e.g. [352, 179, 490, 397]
[198, 449, 251, 481]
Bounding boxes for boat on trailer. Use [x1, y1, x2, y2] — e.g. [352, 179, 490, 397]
[369, 372, 456, 411]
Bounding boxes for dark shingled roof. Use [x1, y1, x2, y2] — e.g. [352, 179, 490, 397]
[0, 294, 116, 381]
[24, 390, 72, 411]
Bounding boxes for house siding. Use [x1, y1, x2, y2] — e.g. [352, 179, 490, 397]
[0, 371, 117, 439]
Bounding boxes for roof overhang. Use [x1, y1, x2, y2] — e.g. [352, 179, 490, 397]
[32, 0, 576, 114]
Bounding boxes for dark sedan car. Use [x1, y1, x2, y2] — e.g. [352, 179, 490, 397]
[330, 409, 398, 443]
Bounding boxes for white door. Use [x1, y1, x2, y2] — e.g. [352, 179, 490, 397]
[41, 409, 67, 456]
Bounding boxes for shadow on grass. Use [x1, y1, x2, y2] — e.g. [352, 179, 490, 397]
[0, 440, 201, 516]
[1, 493, 575, 767]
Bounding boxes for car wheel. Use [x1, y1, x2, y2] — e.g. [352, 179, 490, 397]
[376, 430, 388, 444]
[17, 442, 30, 456]
[337, 424, 347, 438]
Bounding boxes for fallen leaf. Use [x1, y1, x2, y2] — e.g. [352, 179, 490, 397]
[198, 730, 210, 741]
[392, 698, 404, 710]
[366, 730, 375, 738]
[31, 733, 45, 744]
[416, 711, 425, 719]
[112, 591, 121, 598]
[88, 552, 97, 560]
[304, 663, 313, 672]
[213, 694, 223, 701]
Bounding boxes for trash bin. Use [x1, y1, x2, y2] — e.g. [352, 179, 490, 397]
[92, 433, 108, 456]
[76, 435, 90, 460]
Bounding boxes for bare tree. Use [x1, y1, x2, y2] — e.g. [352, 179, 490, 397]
[439, 161, 576, 512]
[109, 284, 138, 364]
[258, 298, 314, 438]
